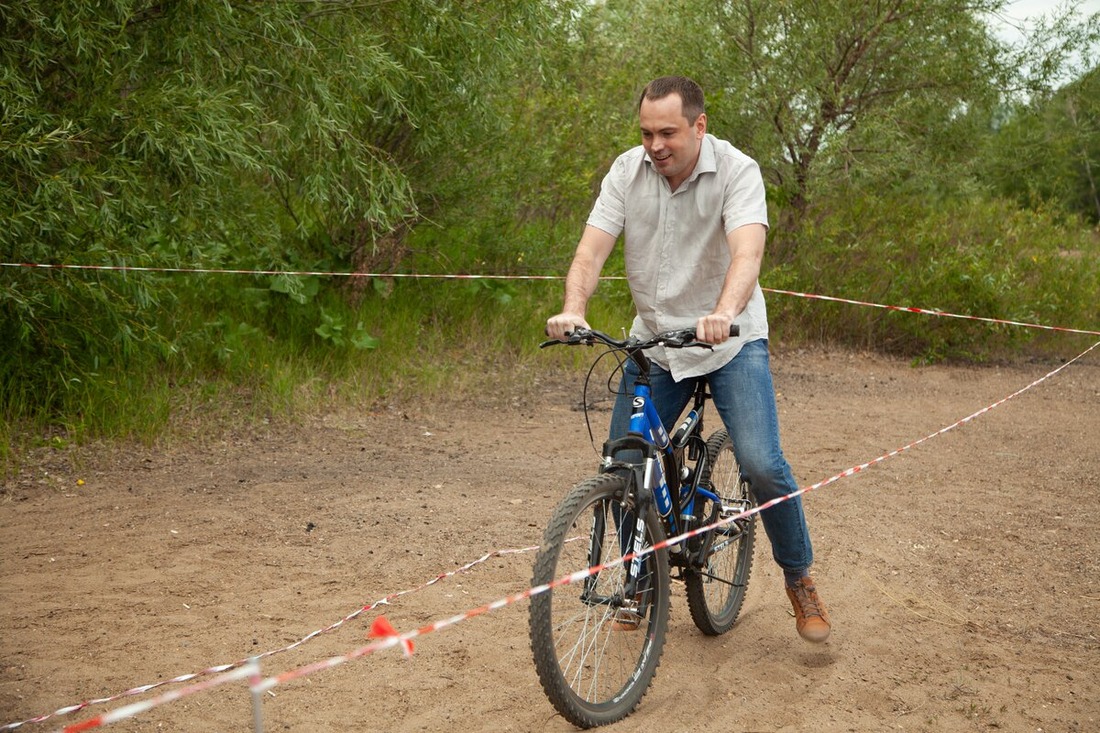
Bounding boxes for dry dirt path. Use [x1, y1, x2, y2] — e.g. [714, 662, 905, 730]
[2, 346, 1099, 732]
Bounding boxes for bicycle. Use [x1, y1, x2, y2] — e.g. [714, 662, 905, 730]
[528, 327, 757, 728]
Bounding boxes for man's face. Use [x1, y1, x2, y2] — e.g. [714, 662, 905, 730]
[639, 93, 706, 190]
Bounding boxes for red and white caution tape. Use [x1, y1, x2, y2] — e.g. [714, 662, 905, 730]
[53, 662, 258, 733]
[4, 261, 1095, 336]
[3, 547, 538, 731]
[0, 262, 568, 280]
[761, 287, 1100, 336]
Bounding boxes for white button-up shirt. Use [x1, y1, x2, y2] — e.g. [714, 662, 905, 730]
[587, 134, 770, 380]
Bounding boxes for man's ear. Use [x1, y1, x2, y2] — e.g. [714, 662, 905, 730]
[695, 113, 707, 138]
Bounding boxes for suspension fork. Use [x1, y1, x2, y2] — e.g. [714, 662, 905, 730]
[621, 479, 656, 602]
[578, 471, 655, 607]
[597, 432, 660, 606]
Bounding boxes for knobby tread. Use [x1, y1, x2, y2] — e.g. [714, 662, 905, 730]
[529, 473, 669, 728]
[683, 429, 755, 635]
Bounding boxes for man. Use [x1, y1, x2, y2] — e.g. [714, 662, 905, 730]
[546, 76, 830, 643]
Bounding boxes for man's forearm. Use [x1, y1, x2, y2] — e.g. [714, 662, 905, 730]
[561, 225, 618, 315]
[714, 223, 766, 318]
[561, 255, 602, 315]
[713, 252, 761, 319]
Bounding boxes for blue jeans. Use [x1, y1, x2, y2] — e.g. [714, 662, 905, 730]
[608, 339, 813, 573]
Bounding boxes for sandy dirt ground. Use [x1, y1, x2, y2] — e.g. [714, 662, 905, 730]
[2, 343, 1099, 733]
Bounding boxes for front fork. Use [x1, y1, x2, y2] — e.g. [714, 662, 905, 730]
[618, 513, 650, 612]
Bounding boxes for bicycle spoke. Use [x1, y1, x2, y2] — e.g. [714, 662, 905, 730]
[529, 474, 669, 727]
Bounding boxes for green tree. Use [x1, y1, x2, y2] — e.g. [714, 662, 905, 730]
[0, 0, 565, 423]
[566, 1, 1098, 248]
[678, 2, 1001, 232]
[981, 68, 1100, 223]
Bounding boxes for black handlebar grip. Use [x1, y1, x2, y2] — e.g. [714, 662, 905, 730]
[730, 324, 739, 338]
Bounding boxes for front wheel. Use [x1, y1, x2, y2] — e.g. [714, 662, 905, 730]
[529, 473, 670, 728]
[684, 428, 756, 635]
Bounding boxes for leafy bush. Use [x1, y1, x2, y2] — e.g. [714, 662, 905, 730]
[765, 193, 1099, 361]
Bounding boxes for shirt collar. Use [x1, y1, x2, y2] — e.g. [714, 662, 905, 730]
[685, 134, 717, 184]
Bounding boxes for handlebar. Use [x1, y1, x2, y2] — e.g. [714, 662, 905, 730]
[540, 325, 739, 351]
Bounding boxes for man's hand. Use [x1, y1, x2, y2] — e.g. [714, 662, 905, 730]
[696, 312, 735, 344]
[546, 312, 590, 341]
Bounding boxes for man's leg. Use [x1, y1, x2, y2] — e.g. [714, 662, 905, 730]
[706, 339, 831, 642]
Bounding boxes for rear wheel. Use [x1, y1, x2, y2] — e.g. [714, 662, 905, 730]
[684, 429, 755, 635]
[529, 473, 670, 728]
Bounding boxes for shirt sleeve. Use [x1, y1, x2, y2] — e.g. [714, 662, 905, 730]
[586, 156, 628, 238]
[722, 157, 769, 234]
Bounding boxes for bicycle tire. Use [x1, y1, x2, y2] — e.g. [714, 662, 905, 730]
[529, 473, 670, 728]
[684, 428, 755, 636]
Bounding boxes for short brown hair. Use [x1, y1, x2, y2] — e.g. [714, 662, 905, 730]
[638, 76, 705, 123]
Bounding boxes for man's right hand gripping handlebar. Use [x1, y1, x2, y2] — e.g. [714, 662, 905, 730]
[695, 312, 740, 344]
[545, 312, 590, 342]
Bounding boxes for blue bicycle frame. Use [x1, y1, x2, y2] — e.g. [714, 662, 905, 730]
[601, 351, 723, 564]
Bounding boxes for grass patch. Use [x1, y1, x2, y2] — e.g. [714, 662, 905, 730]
[3, 197, 1096, 474]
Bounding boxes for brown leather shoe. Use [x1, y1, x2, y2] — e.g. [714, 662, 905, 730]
[785, 576, 831, 643]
